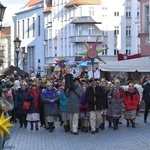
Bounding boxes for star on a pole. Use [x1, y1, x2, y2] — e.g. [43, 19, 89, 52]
[0, 111, 14, 137]
[79, 38, 108, 66]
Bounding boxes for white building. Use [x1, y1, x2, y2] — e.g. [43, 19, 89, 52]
[43, 0, 140, 75]
[12, 0, 140, 75]
[11, 0, 45, 76]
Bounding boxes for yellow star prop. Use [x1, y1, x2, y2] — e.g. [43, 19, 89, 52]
[0, 111, 14, 137]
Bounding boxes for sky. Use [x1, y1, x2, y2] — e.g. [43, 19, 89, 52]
[1, 0, 28, 26]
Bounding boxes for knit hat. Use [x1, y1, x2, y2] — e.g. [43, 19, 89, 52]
[46, 81, 52, 87]
[14, 80, 21, 90]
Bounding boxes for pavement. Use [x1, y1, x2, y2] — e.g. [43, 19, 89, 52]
[3, 113, 150, 150]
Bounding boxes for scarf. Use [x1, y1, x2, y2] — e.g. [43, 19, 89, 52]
[113, 86, 124, 100]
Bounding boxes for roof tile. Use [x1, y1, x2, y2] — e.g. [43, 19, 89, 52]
[65, 0, 101, 8]
[25, 0, 44, 7]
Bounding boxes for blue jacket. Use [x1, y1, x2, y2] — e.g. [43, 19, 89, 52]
[41, 88, 59, 115]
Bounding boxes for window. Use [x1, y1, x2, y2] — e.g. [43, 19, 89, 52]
[78, 45, 82, 54]
[114, 46, 119, 55]
[27, 18, 30, 38]
[55, 29, 57, 38]
[102, 45, 108, 55]
[49, 29, 52, 39]
[17, 21, 20, 38]
[88, 25, 94, 35]
[77, 26, 82, 35]
[102, 25, 108, 36]
[114, 26, 119, 36]
[33, 17, 35, 37]
[145, 5, 149, 33]
[114, 12, 119, 16]
[22, 20, 24, 39]
[89, 7, 94, 16]
[126, 26, 131, 36]
[137, 7, 140, 17]
[38, 16, 41, 36]
[126, 45, 131, 55]
[126, 7, 131, 17]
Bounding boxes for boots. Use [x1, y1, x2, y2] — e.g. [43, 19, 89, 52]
[113, 119, 117, 130]
[108, 122, 111, 127]
[132, 122, 135, 128]
[35, 124, 39, 131]
[48, 123, 53, 132]
[31, 123, 33, 130]
[126, 121, 129, 127]
[67, 125, 70, 131]
[64, 125, 68, 132]
[116, 119, 119, 129]
[100, 123, 105, 130]
[84, 127, 88, 133]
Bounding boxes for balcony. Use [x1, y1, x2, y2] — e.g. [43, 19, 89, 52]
[70, 35, 104, 43]
[71, 16, 102, 24]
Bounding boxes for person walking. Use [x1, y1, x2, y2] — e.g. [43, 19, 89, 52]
[143, 76, 150, 123]
[15, 82, 28, 128]
[59, 86, 69, 132]
[123, 83, 140, 127]
[41, 82, 59, 132]
[107, 79, 124, 130]
[66, 78, 83, 135]
[26, 82, 41, 131]
[79, 85, 89, 133]
[85, 78, 105, 134]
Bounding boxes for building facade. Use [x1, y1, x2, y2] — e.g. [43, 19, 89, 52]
[12, 0, 140, 75]
[12, 0, 45, 76]
[139, 0, 150, 56]
[0, 27, 11, 69]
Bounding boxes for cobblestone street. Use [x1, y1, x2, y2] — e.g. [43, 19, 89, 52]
[4, 113, 150, 150]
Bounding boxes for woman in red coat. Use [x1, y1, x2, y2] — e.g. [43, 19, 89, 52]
[123, 83, 140, 128]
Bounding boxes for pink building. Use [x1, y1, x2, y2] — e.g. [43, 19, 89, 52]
[139, 0, 150, 56]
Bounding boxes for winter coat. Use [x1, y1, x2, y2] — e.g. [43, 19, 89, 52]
[15, 88, 28, 114]
[107, 86, 124, 117]
[85, 86, 105, 111]
[41, 88, 59, 116]
[59, 91, 68, 112]
[123, 88, 140, 110]
[66, 86, 83, 113]
[143, 82, 150, 104]
[26, 88, 41, 113]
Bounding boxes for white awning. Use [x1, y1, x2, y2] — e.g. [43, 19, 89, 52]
[100, 57, 150, 72]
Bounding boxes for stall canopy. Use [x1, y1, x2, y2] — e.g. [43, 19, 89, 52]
[100, 57, 150, 72]
[0, 65, 29, 76]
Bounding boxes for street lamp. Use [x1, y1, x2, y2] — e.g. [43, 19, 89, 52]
[21, 50, 27, 71]
[0, 2, 6, 28]
[14, 37, 21, 68]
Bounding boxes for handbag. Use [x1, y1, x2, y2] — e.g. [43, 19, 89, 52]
[23, 101, 31, 110]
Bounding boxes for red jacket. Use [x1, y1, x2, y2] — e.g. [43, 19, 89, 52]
[123, 89, 140, 110]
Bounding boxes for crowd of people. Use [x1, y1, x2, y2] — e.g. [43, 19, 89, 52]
[0, 73, 150, 149]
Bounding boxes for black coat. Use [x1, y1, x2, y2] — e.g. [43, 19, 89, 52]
[85, 85, 105, 111]
[143, 82, 150, 104]
[15, 88, 28, 114]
